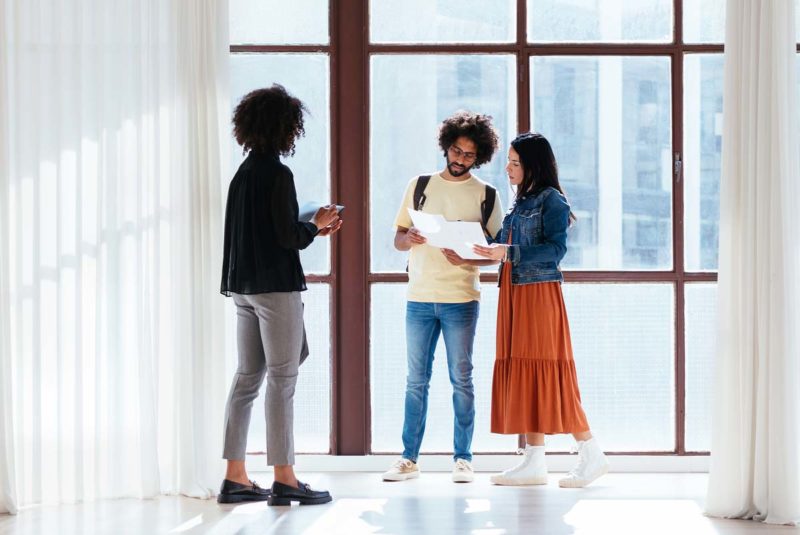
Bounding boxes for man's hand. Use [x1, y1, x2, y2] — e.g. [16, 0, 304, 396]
[395, 227, 427, 251]
[404, 227, 427, 246]
[441, 248, 466, 266]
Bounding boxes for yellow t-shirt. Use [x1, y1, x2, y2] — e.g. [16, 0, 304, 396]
[393, 173, 504, 303]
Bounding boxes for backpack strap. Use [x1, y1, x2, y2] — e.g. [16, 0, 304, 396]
[480, 184, 497, 238]
[412, 175, 432, 211]
[405, 175, 431, 273]
[412, 174, 495, 236]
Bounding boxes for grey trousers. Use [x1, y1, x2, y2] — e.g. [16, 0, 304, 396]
[222, 292, 308, 466]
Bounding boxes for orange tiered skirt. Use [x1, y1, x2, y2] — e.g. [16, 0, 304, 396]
[490, 261, 589, 434]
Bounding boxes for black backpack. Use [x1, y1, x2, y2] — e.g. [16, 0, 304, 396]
[412, 175, 497, 238]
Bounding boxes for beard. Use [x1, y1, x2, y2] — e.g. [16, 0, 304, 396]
[447, 159, 473, 177]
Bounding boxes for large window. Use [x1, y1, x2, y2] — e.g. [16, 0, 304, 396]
[229, 1, 800, 457]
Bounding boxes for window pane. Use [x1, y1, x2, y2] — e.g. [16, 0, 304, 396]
[528, 0, 672, 43]
[684, 0, 800, 43]
[683, 0, 725, 43]
[684, 54, 723, 272]
[531, 56, 673, 270]
[685, 283, 717, 452]
[230, 54, 331, 274]
[370, 283, 517, 453]
[229, 0, 328, 45]
[370, 0, 515, 43]
[225, 284, 331, 454]
[547, 284, 675, 452]
[370, 55, 517, 273]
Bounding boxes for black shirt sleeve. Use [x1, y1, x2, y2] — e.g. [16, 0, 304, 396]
[270, 168, 319, 251]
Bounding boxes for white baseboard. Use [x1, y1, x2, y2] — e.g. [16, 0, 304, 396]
[246, 454, 709, 473]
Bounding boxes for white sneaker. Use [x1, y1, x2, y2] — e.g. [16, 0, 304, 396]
[558, 438, 609, 488]
[490, 445, 548, 486]
[382, 458, 420, 481]
[452, 459, 474, 483]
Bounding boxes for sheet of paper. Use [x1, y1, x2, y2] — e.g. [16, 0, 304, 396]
[407, 209, 488, 260]
[406, 209, 446, 235]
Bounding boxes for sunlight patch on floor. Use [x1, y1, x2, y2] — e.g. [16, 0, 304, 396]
[564, 499, 716, 535]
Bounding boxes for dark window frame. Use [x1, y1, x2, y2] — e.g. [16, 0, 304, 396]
[229, 0, 800, 456]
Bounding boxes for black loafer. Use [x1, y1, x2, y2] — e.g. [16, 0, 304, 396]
[217, 479, 271, 504]
[268, 480, 332, 506]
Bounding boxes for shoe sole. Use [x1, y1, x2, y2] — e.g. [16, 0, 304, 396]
[558, 464, 610, 488]
[382, 471, 420, 482]
[217, 494, 271, 504]
[490, 475, 548, 486]
[452, 474, 474, 483]
[267, 494, 333, 506]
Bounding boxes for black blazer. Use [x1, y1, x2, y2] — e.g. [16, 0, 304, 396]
[220, 151, 318, 295]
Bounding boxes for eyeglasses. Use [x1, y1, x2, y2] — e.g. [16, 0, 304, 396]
[448, 145, 477, 163]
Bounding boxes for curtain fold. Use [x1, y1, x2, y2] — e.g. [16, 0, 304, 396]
[706, 0, 800, 526]
[1, 0, 19, 517]
[162, 0, 229, 498]
[0, 0, 229, 508]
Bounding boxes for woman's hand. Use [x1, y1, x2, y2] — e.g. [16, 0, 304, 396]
[317, 219, 343, 237]
[473, 243, 508, 261]
[441, 248, 466, 266]
[312, 205, 340, 231]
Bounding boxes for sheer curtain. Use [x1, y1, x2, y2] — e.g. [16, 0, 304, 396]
[706, 0, 800, 526]
[0, 0, 18, 516]
[0, 0, 229, 511]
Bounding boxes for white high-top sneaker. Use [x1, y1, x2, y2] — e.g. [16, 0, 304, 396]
[558, 438, 609, 488]
[490, 445, 548, 486]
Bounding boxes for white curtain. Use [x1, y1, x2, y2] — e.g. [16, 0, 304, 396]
[0, 0, 18, 516]
[706, 0, 800, 526]
[0, 0, 229, 510]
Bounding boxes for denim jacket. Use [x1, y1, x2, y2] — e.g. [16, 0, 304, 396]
[493, 186, 569, 284]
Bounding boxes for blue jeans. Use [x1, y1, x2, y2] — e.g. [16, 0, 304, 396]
[401, 300, 479, 462]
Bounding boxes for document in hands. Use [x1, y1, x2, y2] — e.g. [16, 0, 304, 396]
[299, 202, 345, 223]
[407, 209, 488, 260]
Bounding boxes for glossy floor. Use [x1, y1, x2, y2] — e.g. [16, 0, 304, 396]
[0, 473, 796, 534]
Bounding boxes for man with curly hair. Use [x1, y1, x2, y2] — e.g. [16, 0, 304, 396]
[383, 111, 503, 484]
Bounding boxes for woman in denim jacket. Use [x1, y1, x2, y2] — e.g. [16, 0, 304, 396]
[473, 133, 609, 488]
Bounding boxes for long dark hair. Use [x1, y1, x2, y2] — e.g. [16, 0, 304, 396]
[510, 132, 576, 222]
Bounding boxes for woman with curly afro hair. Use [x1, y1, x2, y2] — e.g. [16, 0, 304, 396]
[218, 85, 341, 506]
